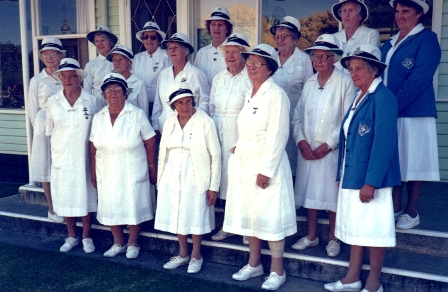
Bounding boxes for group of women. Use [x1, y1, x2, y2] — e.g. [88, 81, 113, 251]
[27, 0, 440, 291]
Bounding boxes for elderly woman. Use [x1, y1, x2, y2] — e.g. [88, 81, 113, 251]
[270, 16, 313, 177]
[46, 58, 98, 253]
[194, 6, 233, 86]
[106, 45, 149, 117]
[155, 82, 221, 274]
[89, 73, 157, 260]
[84, 26, 118, 108]
[209, 33, 252, 243]
[331, 0, 380, 72]
[223, 44, 296, 291]
[152, 33, 210, 135]
[324, 44, 400, 292]
[133, 21, 171, 116]
[28, 37, 64, 223]
[381, 0, 441, 230]
[291, 34, 356, 258]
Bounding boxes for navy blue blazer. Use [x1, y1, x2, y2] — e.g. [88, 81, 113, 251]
[336, 82, 401, 189]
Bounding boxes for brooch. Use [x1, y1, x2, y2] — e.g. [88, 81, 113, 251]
[358, 123, 370, 136]
[253, 107, 258, 114]
[83, 107, 89, 119]
[181, 77, 187, 82]
[402, 58, 414, 69]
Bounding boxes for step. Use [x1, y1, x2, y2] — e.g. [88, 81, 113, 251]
[0, 195, 447, 291]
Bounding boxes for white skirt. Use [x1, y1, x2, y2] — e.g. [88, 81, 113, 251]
[397, 117, 440, 181]
[29, 110, 51, 182]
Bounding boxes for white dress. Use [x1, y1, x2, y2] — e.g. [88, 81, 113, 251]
[335, 91, 395, 247]
[210, 68, 251, 199]
[194, 43, 227, 86]
[83, 54, 112, 109]
[90, 101, 155, 225]
[132, 47, 171, 104]
[223, 78, 297, 241]
[28, 69, 62, 182]
[46, 89, 97, 217]
[155, 114, 215, 235]
[272, 47, 313, 176]
[125, 74, 150, 118]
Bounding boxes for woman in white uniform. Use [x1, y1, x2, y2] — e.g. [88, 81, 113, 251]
[194, 6, 233, 86]
[152, 33, 210, 135]
[209, 33, 251, 243]
[270, 16, 314, 177]
[46, 58, 98, 253]
[90, 73, 157, 260]
[324, 44, 400, 292]
[133, 21, 171, 117]
[83, 26, 117, 108]
[27, 37, 64, 223]
[155, 82, 221, 274]
[291, 34, 356, 258]
[223, 44, 296, 291]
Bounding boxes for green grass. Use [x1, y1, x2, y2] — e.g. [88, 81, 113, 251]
[0, 182, 21, 199]
[0, 243, 255, 292]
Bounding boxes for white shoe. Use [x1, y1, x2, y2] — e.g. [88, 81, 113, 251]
[212, 228, 235, 241]
[261, 271, 286, 290]
[326, 238, 340, 257]
[60, 237, 79, 252]
[103, 244, 126, 257]
[187, 257, 203, 274]
[126, 244, 140, 259]
[243, 236, 249, 245]
[396, 213, 420, 229]
[324, 280, 362, 291]
[232, 264, 264, 281]
[48, 211, 64, 223]
[163, 255, 190, 270]
[82, 238, 95, 253]
[291, 236, 319, 250]
[361, 285, 383, 292]
[394, 210, 404, 221]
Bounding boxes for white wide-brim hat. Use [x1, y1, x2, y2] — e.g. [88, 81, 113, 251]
[332, 0, 369, 24]
[389, 0, 429, 14]
[39, 37, 66, 53]
[101, 73, 128, 92]
[218, 33, 251, 54]
[205, 6, 234, 26]
[340, 44, 387, 73]
[241, 43, 279, 73]
[161, 32, 194, 55]
[106, 44, 134, 62]
[136, 21, 166, 42]
[270, 16, 301, 38]
[304, 34, 343, 56]
[52, 58, 87, 80]
[167, 82, 198, 106]
[87, 26, 118, 45]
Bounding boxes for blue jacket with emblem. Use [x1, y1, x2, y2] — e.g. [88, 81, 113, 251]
[380, 29, 441, 118]
[336, 82, 401, 189]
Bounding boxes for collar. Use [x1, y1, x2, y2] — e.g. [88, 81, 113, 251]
[144, 47, 162, 57]
[97, 54, 107, 61]
[99, 100, 135, 115]
[390, 23, 424, 46]
[126, 74, 139, 83]
[341, 26, 366, 43]
[224, 66, 247, 77]
[359, 77, 382, 95]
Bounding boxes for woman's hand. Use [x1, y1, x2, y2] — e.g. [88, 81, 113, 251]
[256, 174, 270, 189]
[207, 190, 218, 206]
[148, 165, 157, 185]
[298, 140, 317, 160]
[359, 184, 375, 203]
[312, 143, 332, 160]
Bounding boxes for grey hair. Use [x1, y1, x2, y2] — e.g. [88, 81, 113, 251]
[345, 58, 380, 77]
[94, 32, 117, 46]
[272, 27, 299, 41]
[182, 45, 191, 59]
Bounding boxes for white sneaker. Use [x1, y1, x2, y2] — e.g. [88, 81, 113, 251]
[212, 228, 235, 241]
[48, 211, 64, 223]
[163, 255, 190, 270]
[396, 213, 420, 229]
[394, 210, 404, 221]
[291, 236, 319, 250]
[326, 238, 340, 257]
[82, 238, 95, 253]
[324, 280, 362, 291]
[103, 244, 126, 257]
[232, 264, 264, 281]
[261, 271, 286, 290]
[243, 236, 249, 245]
[187, 257, 203, 274]
[60, 237, 79, 252]
[126, 244, 140, 259]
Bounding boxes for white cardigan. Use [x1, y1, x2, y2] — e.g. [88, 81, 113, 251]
[157, 108, 221, 194]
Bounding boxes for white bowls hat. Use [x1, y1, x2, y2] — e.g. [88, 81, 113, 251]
[205, 6, 234, 26]
[340, 44, 387, 73]
[87, 26, 118, 45]
[389, 0, 429, 14]
[332, 0, 369, 24]
[101, 73, 128, 92]
[39, 37, 65, 53]
[270, 16, 301, 38]
[106, 45, 134, 62]
[161, 32, 194, 55]
[52, 58, 87, 80]
[304, 34, 343, 56]
[167, 82, 197, 106]
[136, 21, 166, 42]
[218, 33, 251, 54]
[241, 43, 279, 73]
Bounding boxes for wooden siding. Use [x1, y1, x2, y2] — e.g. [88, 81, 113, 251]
[437, 103, 448, 182]
[94, 0, 120, 40]
[438, 1, 448, 98]
[0, 111, 27, 155]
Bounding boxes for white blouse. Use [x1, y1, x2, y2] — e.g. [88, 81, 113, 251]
[194, 43, 227, 86]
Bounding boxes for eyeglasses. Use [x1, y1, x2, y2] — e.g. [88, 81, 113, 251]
[59, 74, 79, 80]
[310, 54, 334, 62]
[246, 59, 267, 68]
[274, 34, 292, 42]
[104, 86, 124, 93]
[41, 52, 60, 58]
[141, 35, 158, 41]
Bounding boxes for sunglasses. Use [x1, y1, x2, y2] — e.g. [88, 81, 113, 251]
[141, 35, 158, 41]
